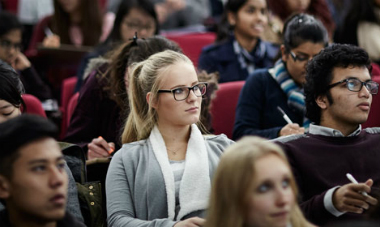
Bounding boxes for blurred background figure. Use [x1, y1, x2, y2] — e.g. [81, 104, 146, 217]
[0, 11, 55, 108]
[334, 0, 380, 64]
[198, 0, 279, 83]
[27, 0, 114, 53]
[205, 136, 315, 227]
[75, 0, 159, 91]
[266, 0, 335, 39]
[107, 0, 210, 30]
[233, 13, 328, 140]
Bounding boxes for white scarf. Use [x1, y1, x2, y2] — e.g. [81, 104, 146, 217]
[149, 124, 210, 221]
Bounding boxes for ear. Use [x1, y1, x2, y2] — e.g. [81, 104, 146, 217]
[0, 175, 11, 199]
[315, 95, 328, 109]
[227, 11, 236, 26]
[280, 45, 288, 63]
[146, 92, 158, 109]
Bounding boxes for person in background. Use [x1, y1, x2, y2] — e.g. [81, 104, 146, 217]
[198, 0, 279, 83]
[267, 0, 335, 38]
[0, 115, 85, 227]
[64, 36, 182, 160]
[275, 44, 380, 225]
[233, 13, 328, 140]
[106, 50, 234, 226]
[0, 61, 83, 222]
[107, 0, 210, 30]
[334, 0, 380, 64]
[74, 0, 159, 92]
[0, 12, 54, 105]
[205, 136, 315, 227]
[26, 0, 114, 53]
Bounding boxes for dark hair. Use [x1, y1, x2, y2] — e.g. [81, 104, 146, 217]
[105, 36, 182, 111]
[305, 43, 371, 124]
[0, 60, 26, 111]
[0, 11, 23, 37]
[0, 114, 58, 178]
[283, 13, 328, 51]
[216, 0, 253, 42]
[51, 0, 102, 46]
[104, 0, 159, 45]
[335, 0, 378, 45]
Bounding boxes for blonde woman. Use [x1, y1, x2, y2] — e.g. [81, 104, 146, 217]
[205, 136, 315, 227]
[105, 50, 234, 227]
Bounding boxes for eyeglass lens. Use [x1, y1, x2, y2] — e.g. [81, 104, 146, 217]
[347, 78, 379, 94]
[174, 83, 207, 101]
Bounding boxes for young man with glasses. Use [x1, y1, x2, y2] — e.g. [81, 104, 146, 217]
[0, 11, 54, 104]
[275, 43, 380, 226]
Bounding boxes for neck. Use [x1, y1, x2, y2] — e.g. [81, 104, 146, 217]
[234, 32, 258, 52]
[70, 11, 81, 24]
[319, 118, 359, 136]
[7, 207, 57, 227]
[158, 124, 191, 146]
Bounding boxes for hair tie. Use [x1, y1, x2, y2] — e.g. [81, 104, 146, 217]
[129, 32, 138, 45]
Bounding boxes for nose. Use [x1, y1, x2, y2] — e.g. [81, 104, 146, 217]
[275, 187, 292, 207]
[49, 166, 67, 188]
[359, 84, 371, 99]
[186, 89, 198, 102]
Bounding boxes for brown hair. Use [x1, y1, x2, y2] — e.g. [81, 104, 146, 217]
[51, 0, 102, 46]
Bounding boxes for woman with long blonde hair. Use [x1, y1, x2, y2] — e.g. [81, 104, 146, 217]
[106, 50, 234, 227]
[205, 136, 314, 227]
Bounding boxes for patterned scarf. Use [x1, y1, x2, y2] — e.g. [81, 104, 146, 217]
[233, 38, 267, 75]
[269, 60, 311, 128]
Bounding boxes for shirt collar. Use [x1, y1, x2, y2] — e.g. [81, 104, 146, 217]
[309, 124, 362, 137]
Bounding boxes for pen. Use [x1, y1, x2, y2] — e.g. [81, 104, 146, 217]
[277, 106, 293, 124]
[44, 27, 54, 37]
[346, 173, 368, 196]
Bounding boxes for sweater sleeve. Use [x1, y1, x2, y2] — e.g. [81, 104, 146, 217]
[19, 66, 53, 100]
[106, 150, 177, 227]
[233, 71, 282, 140]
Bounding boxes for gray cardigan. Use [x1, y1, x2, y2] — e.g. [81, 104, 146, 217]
[106, 134, 233, 227]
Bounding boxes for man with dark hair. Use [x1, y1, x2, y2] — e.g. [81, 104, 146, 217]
[275, 43, 380, 225]
[0, 114, 85, 227]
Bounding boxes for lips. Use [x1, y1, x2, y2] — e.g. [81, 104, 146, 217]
[50, 193, 66, 206]
[358, 102, 370, 111]
[186, 107, 198, 112]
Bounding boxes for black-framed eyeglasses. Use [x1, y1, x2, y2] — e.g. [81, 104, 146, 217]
[289, 50, 311, 62]
[0, 39, 22, 51]
[158, 82, 208, 101]
[326, 78, 379, 95]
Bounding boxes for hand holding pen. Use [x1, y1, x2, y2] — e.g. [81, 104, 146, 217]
[331, 174, 378, 214]
[277, 106, 305, 137]
[42, 27, 61, 48]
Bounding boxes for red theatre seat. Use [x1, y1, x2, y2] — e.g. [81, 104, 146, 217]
[164, 32, 216, 67]
[60, 77, 78, 139]
[363, 76, 380, 128]
[66, 92, 79, 127]
[22, 94, 47, 118]
[210, 81, 245, 139]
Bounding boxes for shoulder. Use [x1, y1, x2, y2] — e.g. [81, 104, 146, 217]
[364, 127, 380, 135]
[204, 134, 234, 149]
[272, 134, 308, 144]
[113, 140, 150, 159]
[201, 39, 233, 56]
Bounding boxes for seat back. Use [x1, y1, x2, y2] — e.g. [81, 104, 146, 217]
[22, 94, 47, 118]
[67, 92, 79, 126]
[60, 77, 78, 139]
[363, 76, 380, 128]
[372, 63, 380, 77]
[165, 32, 216, 67]
[210, 81, 245, 138]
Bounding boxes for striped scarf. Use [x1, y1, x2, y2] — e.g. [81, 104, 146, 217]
[233, 38, 267, 75]
[269, 60, 311, 128]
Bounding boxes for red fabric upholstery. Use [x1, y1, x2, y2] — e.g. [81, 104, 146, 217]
[2, 0, 19, 14]
[67, 92, 79, 126]
[362, 76, 380, 128]
[164, 32, 216, 67]
[22, 94, 47, 118]
[210, 81, 245, 139]
[372, 63, 380, 77]
[60, 77, 77, 139]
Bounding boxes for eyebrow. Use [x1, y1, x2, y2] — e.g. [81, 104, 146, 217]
[169, 81, 199, 89]
[0, 104, 13, 110]
[27, 156, 65, 165]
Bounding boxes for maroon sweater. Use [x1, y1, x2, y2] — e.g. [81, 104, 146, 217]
[276, 127, 380, 225]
